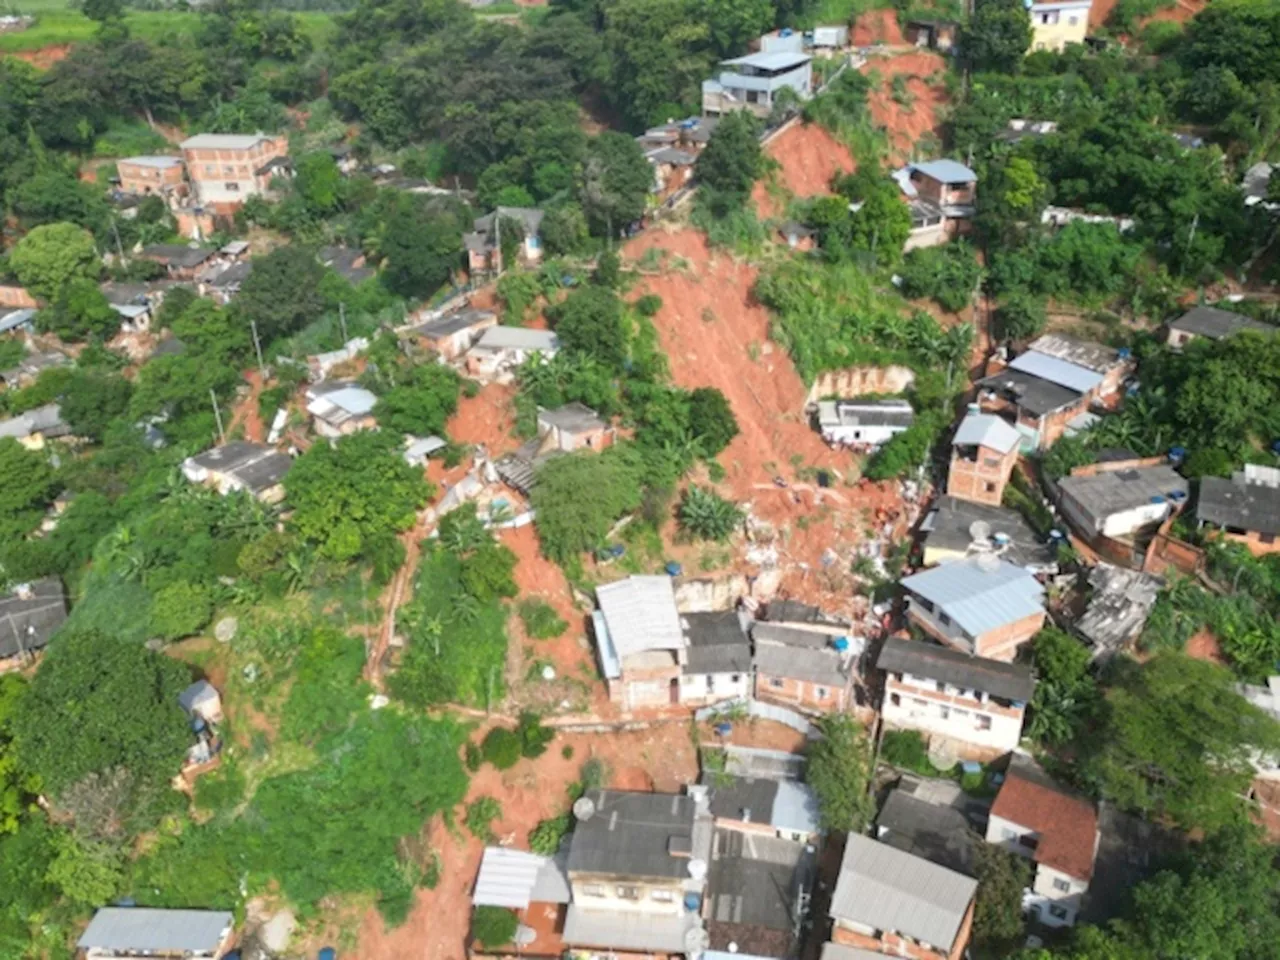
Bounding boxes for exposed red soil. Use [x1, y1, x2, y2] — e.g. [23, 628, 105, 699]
[861, 51, 949, 160]
[227, 369, 266, 443]
[622, 227, 914, 609]
[1091, 0, 1204, 29]
[851, 8, 906, 46]
[6, 44, 71, 69]
[446, 383, 520, 457]
[753, 122, 856, 217]
[1185, 628, 1225, 665]
[351, 722, 701, 960]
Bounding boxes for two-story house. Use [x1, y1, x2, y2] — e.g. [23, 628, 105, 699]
[985, 756, 1099, 928]
[180, 133, 290, 214]
[117, 155, 188, 200]
[894, 160, 978, 249]
[562, 789, 709, 955]
[593, 577, 689, 709]
[537, 403, 617, 453]
[1028, 0, 1091, 52]
[877, 637, 1035, 761]
[702, 772, 822, 845]
[947, 409, 1021, 506]
[752, 622, 860, 714]
[920, 495, 1056, 572]
[702, 51, 812, 118]
[899, 557, 1046, 662]
[1196, 464, 1280, 556]
[828, 833, 977, 960]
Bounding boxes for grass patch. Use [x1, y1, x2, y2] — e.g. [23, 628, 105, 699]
[0, 8, 333, 53]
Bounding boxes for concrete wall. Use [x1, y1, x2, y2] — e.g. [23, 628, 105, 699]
[755, 672, 848, 714]
[679, 670, 750, 705]
[906, 599, 1044, 662]
[882, 674, 1025, 754]
[985, 813, 1091, 927]
[831, 899, 973, 960]
[570, 874, 685, 917]
[806, 365, 916, 407]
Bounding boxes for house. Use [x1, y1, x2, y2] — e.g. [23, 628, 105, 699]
[1056, 461, 1189, 541]
[643, 146, 698, 197]
[181, 442, 293, 504]
[875, 787, 979, 876]
[705, 827, 816, 959]
[305, 381, 378, 437]
[778, 220, 817, 251]
[1166, 305, 1275, 348]
[828, 833, 977, 960]
[1021, 334, 1133, 399]
[180, 133, 290, 213]
[138, 244, 219, 280]
[1242, 161, 1275, 208]
[0, 308, 37, 336]
[592, 576, 688, 709]
[752, 622, 860, 714]
[77, 907, 235, 959]
[758, 25, 848, 51]
[318, 245, 375, 285]
[920, 495, 1056, 572]
[1080, 802, 1183, 925]
[1028, 0, 1091, 52]
[404, 308, 498, 360]
[977, 361, 1091, 454]
[679, 610, 753, 706]
[996, 119, 1058, 145]
[0, 350, 69, 390]
[471, 846, 573, 957]
[946, 410, 1021, 506]
[1235, 677, 1280, 780]
[179, 679, 223, 726]
[464, 207, 545, 274]
[0, 577, 68, 667]
[816, 399, 914, 450]
[1074, 563, 1163, 662]
[701, 773, 822, 844]
[893, 160, 977, 250]
[201, 261, 252, 303]
[0, 403, 70, 449]
[562, 789, 709, 955]
[904, 18, 958, 50]
[878, 636, 1035, 760]
[537, 403, 616, 453]
[1196, 465, 1280, 555]
[1041, 206, 1135, 232]
[403, 435, 447, 467]
[466, 327, 559, 379]
[899, 557, 1046, 662]
[985, 755, 1099, 928]
[702, 51, 812, 118]
[636, 116, 719, 153]
[117, 156, 187, 199]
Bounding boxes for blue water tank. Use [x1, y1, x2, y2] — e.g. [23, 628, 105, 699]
[1117, 347, 1131, 359]
[831, 637, 850, 653]
[665, 561, 683, 577]
[684, 892, 702, 912]
[715, 722, 732, 737]
[319, 948, 337, 960]
[1169, 445, 1187, 461]
[780, 27, 793, 36]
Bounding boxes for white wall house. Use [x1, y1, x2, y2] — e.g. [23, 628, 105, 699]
[817, 399, 914, 449]
[1057, 464, 1189, 540]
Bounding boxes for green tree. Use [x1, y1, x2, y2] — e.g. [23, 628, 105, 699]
[695, 111, 763, 213]
[0, 439, 58, 541]
[8, 223, 99, 301]
[60, 372, 133, 442]
[678, 486, 742, 541]
[805, 714, 873, 832]
[236, 245, 327, 343]
[995, 292, 1047, 341]
[899, 243, 984, 313]
[687, 387, 738, 457]
[0, 676, 39, 835]
[149, 581, 214, 641]
[540, 204, 590, 256]
[973, 844, 1030, 951]
[481, 727, 522, 770]
[294, 151, 343, 216]
[1028, 628, 1097, 746]
[473, 905, 519, 948]
[552, 286, 628, 369]
[39, 279, 121, 342]
[845, 177, 911, 264]
[373, 363, 461, 436]
[284, 430, 431, 560]
[1087, 653, 1280, 833]
[13, 629, 191, 801]
[699, 0, 772, 56]
[962, 0, 1032, 72]
[381, 198, 464, 299]
[45, 831, 123, 906]
[580, 132, 652, 237]
[530, 448, 643, 562]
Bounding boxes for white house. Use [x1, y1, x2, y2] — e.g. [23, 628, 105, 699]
[678, 610, 752, 706]
[1057, 463, 1189, 540]
[465, 327, 559, 379]
[305, 381, 379, 438]
[985, 755, 1099, 928]
[816, 399, 914, 449]
[877, 637, 1035, 760]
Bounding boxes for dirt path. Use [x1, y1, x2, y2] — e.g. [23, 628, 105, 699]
[227, 369, 267, 443]
[366, 512, 430, 689]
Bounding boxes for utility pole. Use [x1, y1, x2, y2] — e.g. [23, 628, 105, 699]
[339, 301, 348, 342]
[494, 213, 502, 277]
[250, 319, 266, 379]
[210, 389, 226, 444]
[111, 219, 126, 266]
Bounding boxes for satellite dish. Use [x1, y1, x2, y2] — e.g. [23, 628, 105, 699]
[687, 858, 708, 880]
[572, 797, 596, 821]
[975, 552, 1001, 573]
[684, 928, 711, 954]
[968, 520, 991, 543]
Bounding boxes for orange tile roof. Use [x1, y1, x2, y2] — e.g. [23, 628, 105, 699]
[991, 763, 1098, 881]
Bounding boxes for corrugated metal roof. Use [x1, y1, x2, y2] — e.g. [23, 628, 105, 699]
[473, 847, 571, 909]
[476, 326, 559, 351]
[77, 908, 233, 952]
[0, 308, 36, 333]
[591, 610, 622, 679]
[595, 576, 685, 659]
[900, 558, 1045, 637]
[952, 412, 1020, 454]
[877, 636, 1035, 702]
[1008, 351, 1104, 394]
[722, 50, 811, 70]
[562, 904, 697, 953]
[1198, 475, 1280, 537]
[821, 943, 894, 960]
[771, 780, 821, 835]
[911, 159, 977, 183]
[567, 789, 696, 880]
[829, 835, 976, 950]
[181, 133, 274, 150]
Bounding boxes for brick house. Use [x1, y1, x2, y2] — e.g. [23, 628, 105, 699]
[899, 557, 1046, 662]
[117, 156, 187, 199]
[137, 244, 219, 280]
[877, 636, 1035, 761]
[180, 133, 290, 214]
[986, 755, 1099, 928]
[403, 308, 497, 360]
[464, 207, 545, 275]
[947, 409, 1021, 506]
[828, 834, 976, 960]
[1196, 465, 1280, 556]
[751, 622, 860, 714]
[894, 159, 977, 250]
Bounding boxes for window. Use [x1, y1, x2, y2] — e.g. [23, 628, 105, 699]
[939, 706, 950, 720]
[977, 715, 992, 731]
[936, 681, 946, 693]
[1018, 834, 1039, 851]
[816, 686, 829, 699]
[1052, 878, 1071, 893]
[1068, 14, 1078, 23]
[730, 674, 741, 684]
[650, 890, 674, 903]
[939, 612, 952, 627]
[953, 708, 969, 718]
[769, 678, 784, 689]
[1049, 905, 1070, 921]
[889, 693, 901, 707]
[1001, 828, 1018, 842]
[985, 482, 997, 493]
[983, 457, 1001, 468]
[225, 182, 240, 192]
[583, 884, 605, 897]
[912, 698, 928, 708]
[616, 885, 640, 900]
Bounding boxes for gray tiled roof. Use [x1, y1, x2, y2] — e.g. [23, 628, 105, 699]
[683, 610, 752, 674]
[876, 789, 979, 876]
[538, 402, 607, 435]
[754, 642, 849, 686]
[900, 558, 1045, 637]
[1197, 476, 1280, 537]
[707, 828, 814, 933]
[0, 577, 68, 659]
[1169, 306, 1273, 340]
[567, 789, 696, 880]
[920, 495, 1055, 570]
[829, 835, 976, 950]
[1058, 464, 1188, 520]
[77, 908, 233, 953]
[979, 368, 1082, 418]
[562, 905, 697, 953]
[877, 636, 1035, 702]
[703, 775, 779, 824]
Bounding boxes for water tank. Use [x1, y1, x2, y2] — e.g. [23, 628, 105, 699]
[573, 797, 596, 821]
[831, 637, 850, 653]
[684, 892, 702, 911]
[665, 561, 683, 577]
[1169, 445, 1187, 461]
[780, 27, 793, 36]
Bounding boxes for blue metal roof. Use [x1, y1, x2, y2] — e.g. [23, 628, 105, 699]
[900, 558, 1045, 637]
[910, 159, 977, 184]
[1009, 351, 1103, 395]
[771, 780, 821, 835]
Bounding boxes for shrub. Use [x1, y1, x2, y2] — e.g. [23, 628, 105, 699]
[581, 758, 609, 789]
[516, 711, 554, 759]
[465, 796, 502, 842]
[635, 294, 663, 317]
[994, 293, 1047, 341]
[880, 729, 931, 771]
[482, 727, 522, 770]
[519, 598, 568, 639]
[149, 581, 215, 641]
[464, 741, 483, 772]
[899, 243, 983, 312]
[529, 813, 571, 854]
[561, 745, 574, 760]
[473, 906, 518, 949]
[678, 486, 743, 542]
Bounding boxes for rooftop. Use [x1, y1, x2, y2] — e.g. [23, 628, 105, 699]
[77, 908, 233, 953]
[683, 610, 752, 675]
[0, 403, 68, 440]
[722, 50, 811, 71]
[184, 442, 292, 494]
[566, 789, 697, 880]
[818, 399, 915, 429]
[1024, 334, 1124, 374]
[539, 402, 608, 435]
[877, 636, 1035, 702]
[876, 789, 979, 876]
[122, 155, 184, 168]
[830, 834, 977, 950]
[706, 828, 815, 956]
[1057, 464, 1189, 519]
[990, 755, 1098, 881]
[306, 381, 378, 419]
[910, 158, 977, 184]
[979, 368, 1083, 418]
[1169, 305, 1274, 340]
[953, 411, 1020, 454]
[473, 206, 545, 237]
[1007, 350, 1104, 395]
[762, 599, 844, 626]
[752, 624, 852, 686]
[595, 576, 685, 660]
[139, 244, 217, 269]
[1075, 563, 1163, 660]
[920, 495, 1055, 571]
[900, 558, 1045, 638]
[411, 308, 496, 339]
[1197, 475, 1280, 537]
[472, 846, 572, 909]
[181, 133, 277, 150]
[0, 577, 68, 660]
[562, 906, 698, 954]
[474, 326, 559, 352]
